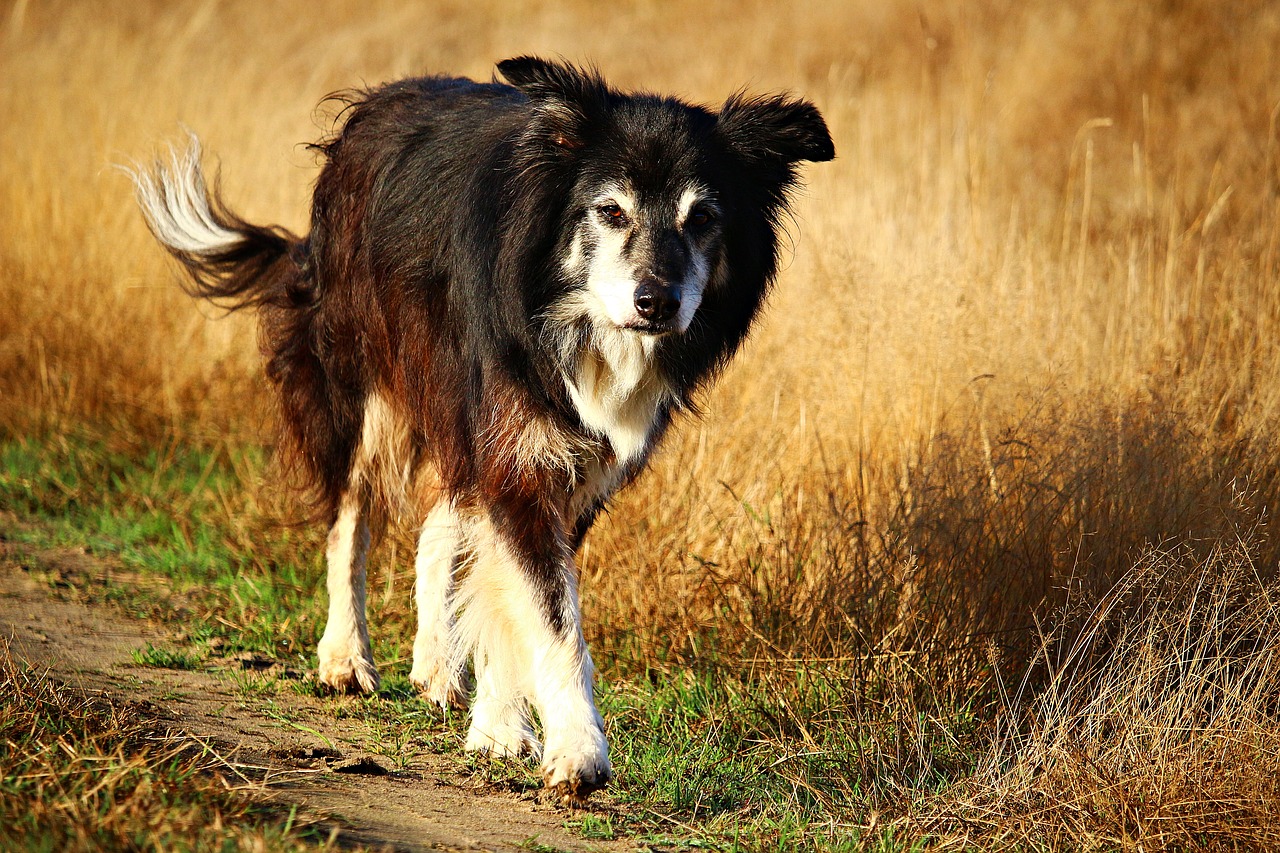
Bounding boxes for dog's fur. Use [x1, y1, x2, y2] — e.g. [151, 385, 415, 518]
[133, 57, 832, 800]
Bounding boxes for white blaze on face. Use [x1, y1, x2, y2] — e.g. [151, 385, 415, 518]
[579, 185, 641, 328]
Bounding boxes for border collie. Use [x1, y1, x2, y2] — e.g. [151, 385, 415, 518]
[133, 56, 833, 801]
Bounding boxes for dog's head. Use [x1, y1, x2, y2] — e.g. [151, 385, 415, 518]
[500, 56, 834, 339]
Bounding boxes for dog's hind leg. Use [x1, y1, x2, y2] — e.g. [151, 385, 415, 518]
[410, 500, 469, 709]
[465, 648, 540, 758]
[456, 514, 540, 757]
[316, 491, 379, 694]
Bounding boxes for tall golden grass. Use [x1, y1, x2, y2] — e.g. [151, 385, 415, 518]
[6, 0, 1280, 845]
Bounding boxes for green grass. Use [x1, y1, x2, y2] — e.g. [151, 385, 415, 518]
[0, 431, 325, 661]
[132, 642, 205, 670]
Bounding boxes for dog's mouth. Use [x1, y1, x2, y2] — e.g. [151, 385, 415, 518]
[622, 318, 677, 336]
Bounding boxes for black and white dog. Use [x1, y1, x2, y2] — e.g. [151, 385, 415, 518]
[134, 57, 832, 800]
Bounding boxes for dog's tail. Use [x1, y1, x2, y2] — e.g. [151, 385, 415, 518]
[130, 136, 304, 311]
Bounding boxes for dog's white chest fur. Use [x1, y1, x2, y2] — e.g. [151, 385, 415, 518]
[565, 331, 668, 466]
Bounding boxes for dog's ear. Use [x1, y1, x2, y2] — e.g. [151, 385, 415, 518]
[498, 56, 608, 150]
[717, 93, 835, 166]
[498, 56, 600, 104]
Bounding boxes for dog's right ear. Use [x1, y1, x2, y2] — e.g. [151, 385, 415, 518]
[498, 56, 608, 151]
[498, 57, 602, 104]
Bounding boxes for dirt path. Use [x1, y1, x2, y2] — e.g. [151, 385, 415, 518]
[0, 543, 637, 852]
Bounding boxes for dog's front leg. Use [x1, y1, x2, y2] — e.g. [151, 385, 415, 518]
[527, 574, 611, 803]
[316, 492, 379, 693]
[461, 508, 611, 800]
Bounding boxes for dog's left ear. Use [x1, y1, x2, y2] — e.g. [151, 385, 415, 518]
[717, 93, 835, 166]
[498, 56, 608, 151]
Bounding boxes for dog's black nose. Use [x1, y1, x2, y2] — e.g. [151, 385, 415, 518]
[633, 282, 681, 323]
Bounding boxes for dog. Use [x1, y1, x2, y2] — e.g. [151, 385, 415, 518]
[133, 56, 833, 801]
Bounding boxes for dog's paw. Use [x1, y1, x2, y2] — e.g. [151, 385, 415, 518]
[541, 728, 611, 803]
[464, 716, 541, 759]
[317, 644, 379, 695]
[409, 660, 470, 711]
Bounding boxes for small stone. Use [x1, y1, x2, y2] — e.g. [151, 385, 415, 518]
[332, 756, 389, 776]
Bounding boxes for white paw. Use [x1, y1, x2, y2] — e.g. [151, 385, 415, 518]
[464, 722, 541, 759]
[541, 726, 611, 802]
[409, 659, 470, 710]
[316, 639, 379, 694]
[464, 700, 540, 759]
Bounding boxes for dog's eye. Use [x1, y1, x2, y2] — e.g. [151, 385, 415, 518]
[598, 204, 628, 226]
[688, 207, 715, 228]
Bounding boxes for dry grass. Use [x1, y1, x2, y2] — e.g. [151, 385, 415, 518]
[6, 0, 1280, 847]
[0, 640, 327, 851]
[932, 522, 1280, 849]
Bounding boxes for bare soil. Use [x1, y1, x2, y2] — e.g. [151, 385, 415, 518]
[0, 541, 636, 853]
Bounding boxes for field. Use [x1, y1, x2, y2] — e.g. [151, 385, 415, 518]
[4, 0, 1280, 849]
